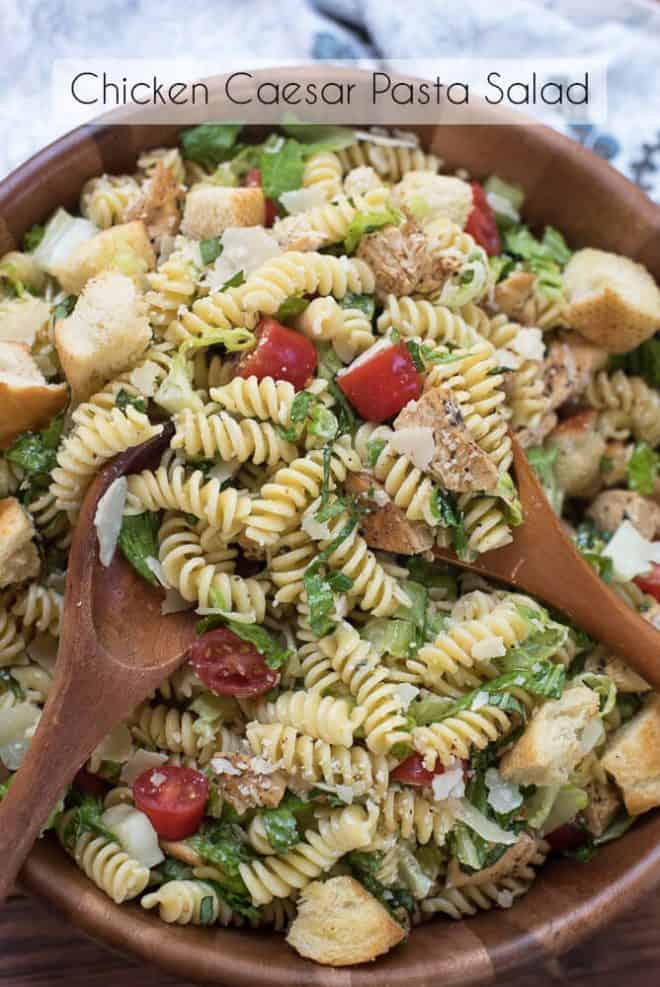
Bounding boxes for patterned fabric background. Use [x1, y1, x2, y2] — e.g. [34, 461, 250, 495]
[0, 0, 659, 199]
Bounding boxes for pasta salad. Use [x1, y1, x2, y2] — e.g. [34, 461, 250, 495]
[1, 123, 659, 967]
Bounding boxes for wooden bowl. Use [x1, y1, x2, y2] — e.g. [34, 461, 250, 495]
[2, 66, 660, 986]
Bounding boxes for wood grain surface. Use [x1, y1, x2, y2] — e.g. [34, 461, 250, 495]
[1, 889, 656, 987]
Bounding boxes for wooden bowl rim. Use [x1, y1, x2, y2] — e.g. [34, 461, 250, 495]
[3, 64, 660, 986]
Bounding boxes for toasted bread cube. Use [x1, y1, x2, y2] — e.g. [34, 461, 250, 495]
[563, 248, 660, 352]
[55, 271, 151, 404]
[547, 410, 606, 498]
[602, 695, 660, 815]
[500, 686, 600, 787]
[0, 342, 67, 448]
[286, 876, 405, 966]
[181, 186, 265, 240]
[0, 497, 41, 587]
[392, 171, 473, 227]
[0, 296, 51, 347]
[54, 221, 155, 295]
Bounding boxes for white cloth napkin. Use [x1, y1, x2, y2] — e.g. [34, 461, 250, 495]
[1, 0, 658, 200]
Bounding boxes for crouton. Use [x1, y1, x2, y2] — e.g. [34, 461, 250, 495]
[345, 472, 434, 554]
[563, 248, 660, 352]
[543, 334, 608, 412]
[392, 172, 473, 228]
[546, 410, 606, 498]
[124, 163, 181, 244]
[0, 497, 41, 588]
[357, 216, 441, 299]
[286, 876, 405, 966]
[0, 342, 67, 448]
[447, 833, 541, 889]
[210, 752, 286, 816]
[181, 186, 265, 240]
[494, 271, 537, 320]
[394, 386, 498, 492]
[0, 296, 51, 347]
[583, 779, 621, 837]
[516, 411, 558, 450]
[500, 686, 600, 787]
[584, 645, 650, 693]
[54, 221, 155, 295]
[586, 490, 660, 540]
[601, 695, 660, 815]
[55, 271, 151, 404]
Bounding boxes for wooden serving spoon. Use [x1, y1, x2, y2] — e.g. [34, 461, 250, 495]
[435, 435, 660, 685]
[0, 424, 198, 902]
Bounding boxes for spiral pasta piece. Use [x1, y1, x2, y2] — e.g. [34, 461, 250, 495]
[130, 702, 216, 762]
[209, 375, 328, 426]
[80, 174, 141, 228]
[142, 880, 235, 926]
[421, 877, 534, 919]
[238, 804, 377, 906]
[158, 513, 267, 620]
[27, 491, 71, 548]
[57, 819, 149, 904]
[302, 151, 343, 201]
[273, 187, 391, 250]
[0, 607, 27, 666]
[376, 296, 482, 347]
[244, 441, 360, 547]
[0, 457, 22, 498]
[126, 462, 252, 537]
[270, 530, 316, 606]
[354, 424, 436, 524]
[12, 584, 63, 637]
[457, 494, 513, 557]
[412, 705, 515, 769]
[137, 146, 186, 186]
[241, 252, 375, 316]
[245, 690, 364, 747]
[172, 284, 257, 344]
[172, 408, 297, 466]
[381, 788, 456, 846]
[146, 245, 200, 334]
[337, 139, 441, 180]
[247, 722, 388, 798]
[586, 371, 660, 445]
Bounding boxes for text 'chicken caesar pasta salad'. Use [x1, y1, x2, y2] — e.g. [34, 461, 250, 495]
[0, 123, 659, 967]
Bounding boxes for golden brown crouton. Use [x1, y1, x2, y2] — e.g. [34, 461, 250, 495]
[394, 386, 498, 492]
[586, 490, 660, 540]
[357, 217, 439, 299]
[181, 186, 265, 240]
[500, 686, 600, 787]
[210, 752, 286, 816]
[286, 876, 405, 966]
[543, 334, 608, 412]
[447, 833, 543, 889]
[0, 296, 51, 347]
[124, 163, 182, 244]
[583, 779, 621, 838]
[345, 472, 434, 555]
[602, 695, 660, 815]
[494, 270, 537, 320]
[0, 342, 68, 448]
[55, 271, 151, 404]
[547, 410, 606, 498]
[0, 497, 41, 588]
[563, 248, 660, 352]
[55, 221, 155, 295]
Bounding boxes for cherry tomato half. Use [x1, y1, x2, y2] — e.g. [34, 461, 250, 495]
[189, 627, 279, 698]
[391, 753, 446, 786]
[237, 318, 317, 391]
[133, 765, 208, 840]
[337, 341, 421, 422]
[635, 562, 660, 603]
[465, 181, 501, 256]
[545, 823, 586, 853]
[74, 767, 108, 797]
[243, 168, 278, 226]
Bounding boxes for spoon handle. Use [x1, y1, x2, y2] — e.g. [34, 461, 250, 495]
[0, 659, 118, 903]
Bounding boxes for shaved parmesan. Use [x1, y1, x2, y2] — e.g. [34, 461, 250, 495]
[204, 228, 280, 291]
[94, 477, 127, 567]
[495, 348, 520, 371]
[92, 724, 134, 765]
[145, 556, 169, 588]
[453, 798, 517, 845]
[128, 361, 162, 398]
[496, 889, 514, 908]
[394, 683, 419, 711]
[511, 327, 545, 362]
[279, 186, 327, 214]
[301, 498, 332, 540]
[471, 691, 490, 710]
[120, 748, 168, 785]
[334, 784, 355, 804]
[101, 805, 164, 868]
[471, 636, 506, 661]
[432, 765, 465, 801]
[485, 768, 523, 813]
[603, 520, 660, 581]
[390, 426, 435, 471]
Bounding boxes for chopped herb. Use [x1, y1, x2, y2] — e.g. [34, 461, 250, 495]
[220, 270, 246, 291]
[179, 123, 243, 170]
[117, 512, 161, 586]
[303, 506, 358, 636]
[627, 442, 659, 496]
[260, 792, 308, 851]
[23, 224, 45, 252]
[53, 295, 76, 320]
[6, 412, 64, 483]
[344, 204, 402, 254]
[574, 521, 613, 583]
[276, 294, 310, 322]
[340, 292, 376, 319]
[186, 821, 253, 896]
[366, 438, 386, 468]
[115, 389, 146, 414]
[259, 137, 305, 204]
[199, 237, 223, 265]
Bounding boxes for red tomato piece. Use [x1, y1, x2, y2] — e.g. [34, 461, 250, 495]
[74, 767, 107, 797]
[337, 341, 421, 422]
[391, 753, 445, 786]
[465, 181, 501, 256]
[243, 168, 278, 226]
[189, 627, 279, 698]
[546, 823, 586, 853]
[133, 765, 208, 840]
[634, 563, 660, 602]
[237, 318, 317, 390]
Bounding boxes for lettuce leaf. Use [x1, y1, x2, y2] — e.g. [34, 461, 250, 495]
[609, 335, 660, 389]
[259, 137, 305, 203]
[179, 124, 243, 169]
[118, 512, 160, 586]
[344, 205, 402, 254]
[627, 442, 659, 496]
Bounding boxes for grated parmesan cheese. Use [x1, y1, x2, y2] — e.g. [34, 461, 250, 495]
[279, 186, 327, 214]
[389, 425, 436, 471]
[471, 636, 506, 662]
[603, 520, 660, 582]
[394, 683, 420, 711]
[120, 749, 169, 785]
[204, 228, 281, 291]
[511, 327, 545, 362]
[485, 768, 523, 814]
[432, 764, 466, 801]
